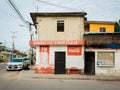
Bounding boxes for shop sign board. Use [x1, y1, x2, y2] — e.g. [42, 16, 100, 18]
[30, 40, 85, 46]
[67, 46, 82, 56]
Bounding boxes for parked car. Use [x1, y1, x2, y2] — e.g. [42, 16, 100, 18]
[6, 58, 29, 71]
[23, 57, 31, 66]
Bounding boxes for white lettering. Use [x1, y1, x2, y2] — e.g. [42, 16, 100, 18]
[69, 48, 80, 53]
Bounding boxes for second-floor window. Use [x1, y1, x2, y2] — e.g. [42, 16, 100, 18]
[57, 20, 64, 32]
[100, 27, 106, 32]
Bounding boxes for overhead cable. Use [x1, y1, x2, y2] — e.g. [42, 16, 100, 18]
[36, 0, 76, 11]
[6, 0, 28, 26]
[0, 9, 18, 19]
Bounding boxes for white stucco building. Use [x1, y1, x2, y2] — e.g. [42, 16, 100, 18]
[30, 12, 87, 74]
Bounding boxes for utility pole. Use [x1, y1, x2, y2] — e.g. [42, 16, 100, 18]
[7, 0, 35, 65]
[19, 22, 35, 68]
[11, 31, 17, 60]
[4, 41, 7, 52]
[28, 22, 34, 66]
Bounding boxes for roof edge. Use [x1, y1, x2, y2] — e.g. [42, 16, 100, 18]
[30, 12, 87, 28]
[85, 21, 116, 24]
[30, 12, 87, 17]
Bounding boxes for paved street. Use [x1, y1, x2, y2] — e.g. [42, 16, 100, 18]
[0, 63, 120, 90]
[0, 77, 120, 90]
[0, 63, 20, 79]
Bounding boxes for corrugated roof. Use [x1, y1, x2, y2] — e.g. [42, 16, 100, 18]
[84, 33, 120, 45]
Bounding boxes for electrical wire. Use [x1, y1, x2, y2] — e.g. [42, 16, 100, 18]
[36, 0, 76, 11]
[6, 0, 28, 26]
[0, 9, 18, 19]
[33, 0, 38, 12]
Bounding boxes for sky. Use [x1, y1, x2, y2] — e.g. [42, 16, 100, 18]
[0, 0, 120, 51]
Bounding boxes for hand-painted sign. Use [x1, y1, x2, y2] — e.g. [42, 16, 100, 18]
[67, 46, 82, 56]
[30, 40, 85, 46]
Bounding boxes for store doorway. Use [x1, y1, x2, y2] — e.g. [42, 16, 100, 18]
[55, 52, 66, 74]
[85, 51, 95, 75]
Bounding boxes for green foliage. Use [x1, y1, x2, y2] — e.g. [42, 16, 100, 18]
[115, 20, 120, 32]
[0, 60, 5, 63]
[0, 46, 7, 52]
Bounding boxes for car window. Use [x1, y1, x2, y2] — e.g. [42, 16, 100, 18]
[23, 58, 30, 61]
[10, 58, 23, 62]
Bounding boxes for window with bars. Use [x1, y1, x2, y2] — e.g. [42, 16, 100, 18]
[57, 20, 64, 32]
[97, 52, 114, 66]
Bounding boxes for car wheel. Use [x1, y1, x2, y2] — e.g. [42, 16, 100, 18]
[26, 65, 30, 70]
[6, 69, 9, 71]
[24, 65, 29, 70]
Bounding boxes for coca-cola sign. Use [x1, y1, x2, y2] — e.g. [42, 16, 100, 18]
[67, 46, 82, 56]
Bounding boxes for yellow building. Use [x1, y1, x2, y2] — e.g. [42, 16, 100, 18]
[84, 21, 120, 76]
[85, 21, 115, 33]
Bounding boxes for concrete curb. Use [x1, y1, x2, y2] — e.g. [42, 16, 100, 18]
[19, 70, 120, 81]
[30, 76, 120, 81]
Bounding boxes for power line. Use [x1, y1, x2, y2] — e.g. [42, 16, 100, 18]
[0, 9, 18, 19]
[5, 0, 21, 19]
[33, 0, 38, 12]
[6, 0, 28, 26]
[36, 0, 76, 11]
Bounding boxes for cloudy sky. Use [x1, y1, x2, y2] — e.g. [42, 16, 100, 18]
[0, 0, 120, 51]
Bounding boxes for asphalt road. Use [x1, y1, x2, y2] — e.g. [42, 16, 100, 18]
[0, 78, 120, 90]
[0, 63, 20, 78]
[0, 63, 120, 90]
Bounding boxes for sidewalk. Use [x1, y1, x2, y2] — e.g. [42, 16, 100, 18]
[19, 69, 120, 81]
